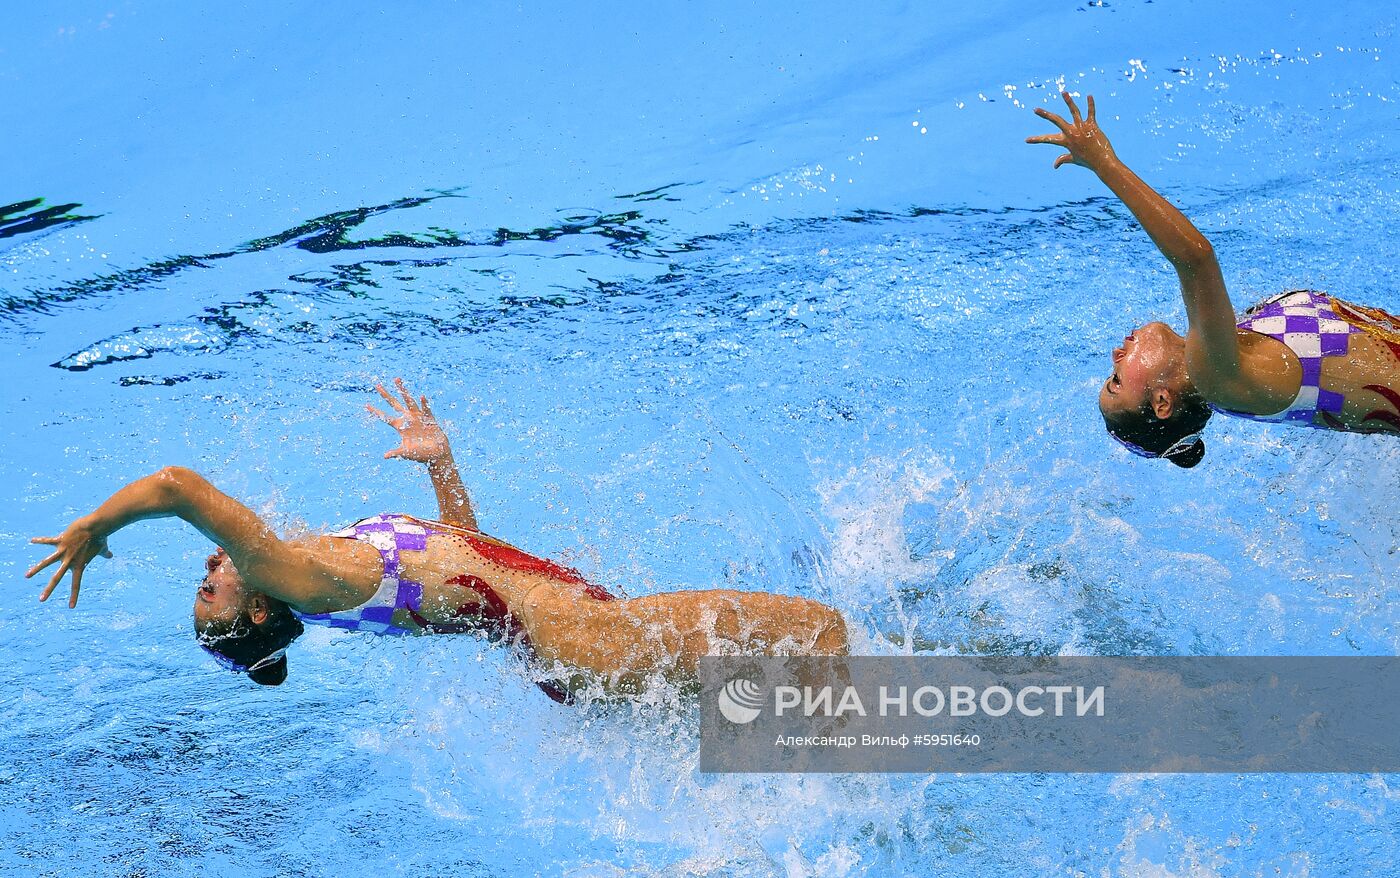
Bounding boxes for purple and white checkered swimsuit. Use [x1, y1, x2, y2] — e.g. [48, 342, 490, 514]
[292, 513, 434, 635]
[1210, 290, 1360, 427]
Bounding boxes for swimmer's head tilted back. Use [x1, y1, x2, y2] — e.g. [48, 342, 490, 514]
[192, 547, 303, 685]
[1097, 321, 1212, 468]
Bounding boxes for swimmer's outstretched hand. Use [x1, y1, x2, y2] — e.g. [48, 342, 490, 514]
[370, 380, 477, 528]
[26, 517, 113, 608]
[1026, 91, 1117, 171]
[368, 378, 451, 464]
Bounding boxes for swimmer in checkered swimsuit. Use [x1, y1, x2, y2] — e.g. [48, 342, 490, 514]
[1029, 92, 1400, 467]
[26, 380, 847, 693]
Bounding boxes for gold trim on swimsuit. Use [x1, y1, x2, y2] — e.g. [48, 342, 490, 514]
[1330, 296, 1400, 345]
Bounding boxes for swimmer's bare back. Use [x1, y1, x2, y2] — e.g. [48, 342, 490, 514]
[386, 516, 849, 686]
[311, 511, 847, 691]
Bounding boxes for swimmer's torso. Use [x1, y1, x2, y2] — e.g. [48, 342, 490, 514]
[295, 513, 610, 637]
[1226, 291, 1400, 433]
[284, 513, 847, 691]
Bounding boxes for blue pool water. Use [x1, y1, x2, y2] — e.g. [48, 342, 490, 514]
[3, 1, 1399, 875]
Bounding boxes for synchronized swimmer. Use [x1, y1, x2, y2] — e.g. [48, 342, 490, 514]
[26, 380, 847, 696]
[1029, 92, 1400, 466]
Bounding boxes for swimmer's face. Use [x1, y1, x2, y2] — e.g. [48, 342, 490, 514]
[1097, 322, 1182, 418]
[193, 548, 247, 628]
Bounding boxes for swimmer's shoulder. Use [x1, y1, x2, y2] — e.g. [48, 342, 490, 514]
[1201, 329, 1301, 416]
[253, 532, 383, 612]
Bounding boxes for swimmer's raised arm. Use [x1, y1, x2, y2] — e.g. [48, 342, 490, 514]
[1028, 92, 1263, 407]
[369, 378, 478, 530]
[26, 467, 344, 608]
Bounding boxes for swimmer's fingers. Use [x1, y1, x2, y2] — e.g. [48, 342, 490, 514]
[1086, 94, 1096, 122]
[39, 558, 73, 603]
[419, 395, 433, 418]
[375, 383, 407, 415]
[1062, 91, 1082, 124]
[1034, 106, 1072, 135]
[366, 404, 405, 429]
[67, 563, 85, 608]
[369, 404, 412, 460]
[394, 378, 420, 415]
[1025, 133, 1079, 168]
[25, 541, 63, 579]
